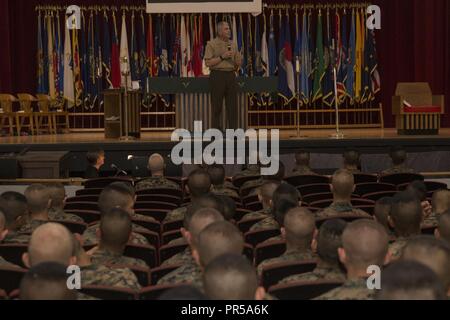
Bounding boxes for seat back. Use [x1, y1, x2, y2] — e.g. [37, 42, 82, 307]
[237, 217, 265, 234]
[284, 175, 330, 188]
[123, 244, 157, 268]
[76, 188, 103, 196]
[16, 93, 36, 113]
[136, 187, 183, 198]
[354, 182, 396, 196]
[362, 190, 397, 201]
[134, 209, 169, 223]
[0, 94, 16, 113]
[353, 174, 378, 184]
[316, 214, 372, 228]
[254, 240, 286, 266]
[132, 219, 161, 235]
[232, 175, 261, 189]
[134, 201, 178, 211]
[159, 244, 188, 264]
[149, 265, 183, 285]
[137, 194, 181, 206]
[36, 94, 51, 112]
[0, 244, 28, 268]
[64, 210, 100, 224]
[51, 220, 87, 234]
[66, 195, 99, 203]
[298, 184, 331, 197]
[139, 284, 182, 300]
[64, 202, 99, 211]
[162, 230, 183, 245]
[84, 177, 133, 189]
[379, 173, 424, 186]
[244, 228, 281, 247]
[261, 260, 317, 289]
[162, 220, 184, 233]
[268, 280, 343, 300]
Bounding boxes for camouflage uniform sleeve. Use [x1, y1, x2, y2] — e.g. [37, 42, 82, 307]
[163, 207, 186, 223]
[130, 232, 150, 246]
[82, 224, 99, 246]
[249, 217, 279, 232]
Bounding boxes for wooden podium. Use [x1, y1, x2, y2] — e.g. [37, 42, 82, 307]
[103, 89, 142, 139]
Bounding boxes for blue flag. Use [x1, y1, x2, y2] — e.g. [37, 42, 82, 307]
[268, 13, 277, 77]
[300, 11, 311, 104]
[278, 13, 295, 104]
[254, 16, 263, 76]
[102, 12, 112, 89]
[346, 9, 356, 101]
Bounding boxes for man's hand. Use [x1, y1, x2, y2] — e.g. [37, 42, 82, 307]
[421, 200, 432, 218]
[222, 50, 234, 59]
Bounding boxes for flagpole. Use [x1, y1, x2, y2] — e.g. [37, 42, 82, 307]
[120, 56, 135, 141]
[330, 67, 344, 139]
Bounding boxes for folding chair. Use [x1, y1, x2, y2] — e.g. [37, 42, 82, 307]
[261, 260, 317, 289]
[268, 280, 343, 300]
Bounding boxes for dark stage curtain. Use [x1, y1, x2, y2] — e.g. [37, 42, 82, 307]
[1, 0, 449, 127]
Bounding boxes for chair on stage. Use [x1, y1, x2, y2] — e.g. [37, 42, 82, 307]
[0, 94, 17, 136]
[16, 94, 40, 135]
[36, 94, 69, 133]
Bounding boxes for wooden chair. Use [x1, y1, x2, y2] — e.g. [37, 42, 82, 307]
[268, 280, 343, 300]
[0, 94, 17, 135]
[261, 260, 317, 289]
[36, 94, 69, 133]
[16, 94, 38, 135]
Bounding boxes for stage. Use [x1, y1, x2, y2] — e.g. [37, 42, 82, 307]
[1, 128, 450, 177]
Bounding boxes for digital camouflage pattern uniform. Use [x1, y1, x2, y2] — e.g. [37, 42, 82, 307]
[160, 247, 194, 267]
[240, 207, 272, 221]
[17, 219, 49, 234]
[2, 231, 30, 244]
[81, 264, 141, 291]
[241, 178, 265, 193]
[90, 248, 148, 269]
[82, 222, 150, 246]
[316, 202, 371, 220]
[388, 236, 410, 260]
[314, 278, 374, 300]
[157, 261, 203, 290]
[210, 185, 239, 198]
[257, 249, 316, 276]
[48, 208, 85, 223]
[135, 176, 181, 192]
[381, 165, 415, 176]
[163, 206, 187, 223]
[249, 216, 279, 232]
[279, 265, 346, 285]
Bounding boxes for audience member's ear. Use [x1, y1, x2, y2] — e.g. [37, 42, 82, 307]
[192, 248, 201, 267]
[338, 247, 346, 265]
[384, 250, 392, 266]
[311, 237, 318, 253]
[74, 233, 84, 247]
[352, 184, 356, 193]
[269, 199, 273, 208]
[0, 229, 9, 241]
[181, 228, 192, 245]
[257, 193, 263, 203]
[22, 252, 31, 268]
[388, 216, 395, 229]
[185, 185, 190, 195]
[434, 228, 441, 239]
[47, 199, 52, 209]
[330, 184, 334, 194]
[311, 228, 319, 245]
[280, 227, 286, 239]
[69, 256, 77, 266]
[254, 287, 266, 301]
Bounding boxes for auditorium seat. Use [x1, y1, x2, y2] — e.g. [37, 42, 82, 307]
[284, 175, 330, 188]
[245, 201, 263, 212]
[137, 194, 181, 206]
[134, 209, 169, 223]
[131, 219, 161, 235]
[244, 229, 281, 247]
[302, 193, 334, 205]
[134, 201, 178, 211]
[421, 225, 437, 235]
[242, 194, 259, 206]
[84, 177, 133, 189]
[66, 195, 99, 203]
[123, 244, 157, 269]
[139, 284, 182, 300]
[149, 265, 183, 285]
[136, 188, 183, 199]
[159, 244, 188, 264]
[79, 285, 137, 300]
[64, 202, 99, 212]
[254, 240, 286, 266]
[354, 182, 396, 196]
[240, 185, 261, 198]
[162, 230, 183, 245]
[232, 175, 261, 189]
[64, 210, 101, 224]
[0, 289, 7, 300]
[162, 220, 184, 233]
[268, 280, 344, 300]
[237, 217, 265, 234]
[310, 198, 374, 209]
[398, 181, 448, 193]
[134, 230, 160, 250]
[316, 214, 372, 228]
[243, 244, 254, 264]
[235, 208, 252, 222]
[379, 173, 424, 186]
[76, 188, 103, 196]
[0, 244, 28, 268]
[297, 184, 331, 197]
[107, 264, 151, 287]
[261, 260, 317, 289]
[354, 205, 375, 215]
[362, 190, 397, 201]
[353, 173, 378, 184]
[0, 266, 27, 294]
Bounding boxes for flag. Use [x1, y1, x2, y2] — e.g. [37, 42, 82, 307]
[254, 15, 263, 76]
[368, 29, 381, 100]
[169, 14, 179, 77]
[47, 15, 56, 99]
[277, 12, 295, 104]
[209, 13, 214, 41]
[268, 12, 277, 77]
[180, 15, 188, 77]
[85, 11, 95, 107]
[294, 9, 301, 77]
[102, 11, 112, 89]
[186, 15, 194, 77]
[300, 10, 311, 104]
[232, 14, 238, 49]
[346, 9, 356, 102]
[111, 12, 121, 88]
[54, 14, 64, 98]
[192, 15, 203, 77]
[336, 9, 348, 104]
[323, 10, 335, 107]
[238, 14, 246, 76]
[120, 12, 132, 89]
[63, 21, 74, 108]
[147, 14, 156, 77]
[131, 12, 140, 82]
[245, 14, 253, 77]
[261, 14, 269, 77]
[79, 12, 89, 104]
[37, 12, 46, 94]
[354, 9, 363, 102]
[312, 11, 326, 103]
[139, 12, 148, 84]
[73, 27, 83, 106]
[94, 12, 103, 107]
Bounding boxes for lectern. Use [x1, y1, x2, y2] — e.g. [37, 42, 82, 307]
[103, 89, 142, 139]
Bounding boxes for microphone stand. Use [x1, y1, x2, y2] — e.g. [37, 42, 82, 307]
[330, 67, 344, 139]
[120, 56, 135, 141]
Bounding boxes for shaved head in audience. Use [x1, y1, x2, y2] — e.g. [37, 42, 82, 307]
[0, 191, 28, 229]
[204, 254, 265, 300]
[390, 192, 422, 237]
[185, 207, 224, 247]
[282, 207, 316, 249]
[25, 184, 51, 215]
[148, 153, 165, 174]
[100, 208, 132, 249]
[257, 181, 281, 206]
[331, 169, 355, 200]
[295, 151, 310, 166]
[47, 183, 67, 209]
[187, 169, 212, 198]
[98, 182, 135, 215]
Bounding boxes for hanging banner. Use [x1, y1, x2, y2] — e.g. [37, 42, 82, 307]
[146, 0, 262, 14]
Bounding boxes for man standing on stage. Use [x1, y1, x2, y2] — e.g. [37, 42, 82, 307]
[204, 21, 242, 131]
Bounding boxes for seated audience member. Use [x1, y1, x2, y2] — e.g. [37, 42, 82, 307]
[0, 210, 21, 268]
[135, 153, 180, 191]
[233, 163, 261, 180]
[291, 151, 316, 175]
[204, 254, 265, 300]
[218, 195, 236, 221]
[342, 149, 361, 174]
[381, 146, 415, 175]
[84, 149, 105, 179]
[19, 184, 52, 234]
[158, 285, 207, 300]
[161, 204, 224, 267]
[241, 181, 280, 221]
[82, 182, 152, 246]
[279, 219, 347, 284]
[425, 189, 450, 227]
[376, 260, 447, 300]
[89, 208, 147, 269]
[47, 183, 84, 223]
[316, 170, 370, 219]
[315, 219, 390, 300]
[243, 162, 286, 196]
[373, 197, 395, 235]
[0, 192, 30, 243]
[436, 211, 450, 244]
[406, 181, 432, 222]
[208, 164, 239, 198]
[158, 205, 224, 284]
[164, 169, 212, 223]
[401, 236, 450, 297]
[159, 221, 244, 290]
[20, 262, 77, 300]
[388, 192, 422, 260]
[257, 207, 317, 276]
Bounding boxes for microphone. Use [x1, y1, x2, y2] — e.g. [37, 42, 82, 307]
[111, 164, 127, 177]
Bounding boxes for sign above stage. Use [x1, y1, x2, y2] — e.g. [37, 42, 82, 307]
[146, 0, 262, 14]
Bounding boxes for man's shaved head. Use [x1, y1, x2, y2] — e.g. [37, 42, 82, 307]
[257, 181, 281, 204]
[27, 223, 75, 267]
[331, 169, 355, 199]
[196, 221, 244, 267]
[47, 183, 66, 209]
[437, 211, 450, 244]
[25, 184, 51, 214]
[0, 192, 28, 229]
[374, 197, 394, 231]
[295, 151, 310, 166]
[390, 192, 422, 237]
[20, 262, 77, 300]
[184, 195, 225, 229]
[187, 169, 212, 198]
[283, 207, 316, 247]
[432, 189, 450, 215]
[341, 219, 389, 270]
[204, 254, 258, 300]
[207, 164, 226, 186]
[100, 208, 132, 248]
[390, 146, 407, 166]
[401, 236, 450, 290]
[98, 182, 135, 215]
[148, 153, 165, 173]
[376, 260, 447, 300]
[343, 149, 360, 167]
[188, 207, 224, 246]
[316, 219, 347, 265]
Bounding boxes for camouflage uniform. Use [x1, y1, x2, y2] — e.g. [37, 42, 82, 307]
[90, 248, 148, 269]
[343, 167, 361, 174]
[211, 185, 239, 198]
[0, 256, 20, 268]
[250, 216, 279, 232]
[422, 212, 439, 228]
[163, 206, 187, 223]
[291, 166, 316, 175]
[316, 202, 371, 220]
[81, 264, 141, 291]
[130, 212, 157, 223]
[314, 278, 374, 300]
[381, 165, 415, 176]
[135, 176, 181, 192]
[17, 219, 49, 234]
[388, 237, 409, 260]
[262, 235, 284, 244]
[233, 167, 260, 179]
[48, 207, 85, 223]
[241, 178, 264, 193]
[240, 207, 272, 221]
[257, 249, 316, 276]
[2, 231, 30, 244]
[279, 265, 346, 285]
[157, 261, 203, 290]
[160, 247, 194, 267]
[82, 223, 150, 246]
[167, 237, 188, 246]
